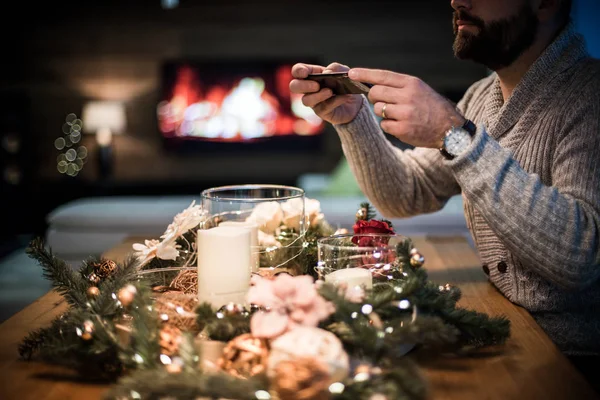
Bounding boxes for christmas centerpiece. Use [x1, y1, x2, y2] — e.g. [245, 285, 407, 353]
[19, 185, 510, 400]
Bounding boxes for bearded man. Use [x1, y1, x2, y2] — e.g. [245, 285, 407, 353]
[290, 0, 600, 389]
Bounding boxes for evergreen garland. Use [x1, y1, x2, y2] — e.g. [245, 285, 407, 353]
[19, 202, 511, 399]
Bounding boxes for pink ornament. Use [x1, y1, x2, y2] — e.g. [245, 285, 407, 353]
[248, 274, 335, 339]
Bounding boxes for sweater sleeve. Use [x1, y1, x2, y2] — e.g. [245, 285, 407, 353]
[447, 105, 600, 290]
[333, 96, 461, 218]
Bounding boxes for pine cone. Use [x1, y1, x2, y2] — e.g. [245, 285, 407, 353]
[159, 325, 182, 356]
[217, 333, 269, 378]
[273, 357, 331, 400]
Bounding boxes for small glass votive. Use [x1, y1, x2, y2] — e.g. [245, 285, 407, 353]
[316, 233, 409, 291]
[200, 184, 307, 276]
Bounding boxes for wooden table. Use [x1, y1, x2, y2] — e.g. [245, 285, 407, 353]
[0, 235, 597, 400]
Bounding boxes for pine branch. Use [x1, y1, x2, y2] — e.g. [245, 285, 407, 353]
[104, 369, 267, 400]
[179, 332, 200, 374]
[386, 315, 460, 351]
[194, 302, 251, 342]
[19, 308, 123, 380]
[334, 357, 427, 400]
[120, 283, 161, 371]
[25, 237, 88, 307]
[440, 308, 511, 347]
[92, 256, 140, 317]
[19, 315, 67, 360]
[203, 315, 251, 342]
[360, 202, 377, 221]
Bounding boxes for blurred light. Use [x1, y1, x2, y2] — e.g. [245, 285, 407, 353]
[70, 131, 81, 143]
[65, 113, 77, 124]
[161, 0, 178, 9]
[77, 146, 88, 159]
[329, 382, 345, 394]
[65, 149, 77, 162]
[255, 390, 271, 400]
[159, 354, 172, 365]
[55, 137, 66, 150]
[82, 101, 126, 135]
[3, 165, 22, 185]
[96, 128, 113, 147]
[2, 133, 20, 154]
[56, 113, 88, 177]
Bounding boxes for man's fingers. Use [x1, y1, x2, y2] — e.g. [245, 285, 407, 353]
[367, 85, 409, 104]
[290, 78, 321, 94]
[292, 63, 326, 79]
[314, 95, 351, 115]
[348, 68, 412, 88]
[323, 62, 350, 74]
[301, 88, 334, 108]
[380, 119, 407, 136]
[373, 102, 413, 120]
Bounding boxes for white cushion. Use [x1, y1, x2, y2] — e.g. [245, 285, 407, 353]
[46, 196, 197, 232]
[45, 194, 468, 264]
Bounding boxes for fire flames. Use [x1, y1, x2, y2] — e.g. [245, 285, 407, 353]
[157, 65, 324, 142]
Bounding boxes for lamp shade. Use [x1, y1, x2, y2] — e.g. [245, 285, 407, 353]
[82, 101, 126, 134]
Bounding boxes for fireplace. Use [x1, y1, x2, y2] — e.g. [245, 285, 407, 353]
[157, 59, 326, 154]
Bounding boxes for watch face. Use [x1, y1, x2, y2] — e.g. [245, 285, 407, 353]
[444, 127, 472, 156]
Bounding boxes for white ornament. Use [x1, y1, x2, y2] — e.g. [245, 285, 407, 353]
[267, 326, 349, 382]
[246, 202, 284, 234]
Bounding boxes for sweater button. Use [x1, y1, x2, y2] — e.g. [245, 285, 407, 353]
[482, 264, 490, 275]
[497, 261, 508, 273]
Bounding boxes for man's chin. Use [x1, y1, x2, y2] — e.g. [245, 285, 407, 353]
[453, 36, 477, 59]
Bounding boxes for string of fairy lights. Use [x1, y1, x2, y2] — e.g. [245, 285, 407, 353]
[54, 113, 88, 177]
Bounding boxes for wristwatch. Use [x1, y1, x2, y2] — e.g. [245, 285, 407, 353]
[439, 119, 477, 160]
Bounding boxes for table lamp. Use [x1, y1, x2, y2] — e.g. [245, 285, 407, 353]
[82, 101, 126, 179]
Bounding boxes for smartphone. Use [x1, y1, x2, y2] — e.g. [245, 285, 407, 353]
[305, 72, 372, 95]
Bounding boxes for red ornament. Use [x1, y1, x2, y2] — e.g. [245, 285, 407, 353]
[352, 220, 395, 247]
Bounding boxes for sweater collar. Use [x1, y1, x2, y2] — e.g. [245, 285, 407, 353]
[482, 22, 589, 139]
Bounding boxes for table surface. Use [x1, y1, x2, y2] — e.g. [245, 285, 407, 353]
[0, 235, 597, 400]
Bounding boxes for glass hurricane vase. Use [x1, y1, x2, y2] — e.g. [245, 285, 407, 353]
[200, 184, 307, 276]
[316, 233, 410, 290]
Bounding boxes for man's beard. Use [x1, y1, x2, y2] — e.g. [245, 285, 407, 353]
[452, 4, 539, 70]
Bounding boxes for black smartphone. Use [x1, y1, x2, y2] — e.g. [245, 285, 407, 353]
[305, 72, 372, 95]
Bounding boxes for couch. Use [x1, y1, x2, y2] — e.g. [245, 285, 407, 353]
[45, 190, 469, 268]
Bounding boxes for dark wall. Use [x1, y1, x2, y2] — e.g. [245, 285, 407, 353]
[1, 0, 488, 235]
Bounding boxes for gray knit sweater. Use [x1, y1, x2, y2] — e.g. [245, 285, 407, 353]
[334, 24, 600, 355]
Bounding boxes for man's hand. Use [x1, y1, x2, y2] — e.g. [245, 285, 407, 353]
[348, 68, 465, 148]
[289, 62, 364, 125]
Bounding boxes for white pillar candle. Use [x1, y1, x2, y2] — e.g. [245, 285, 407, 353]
[218, 220, 259, 272]
[197, 226, 251, 307]
[325, 267, 373, 290]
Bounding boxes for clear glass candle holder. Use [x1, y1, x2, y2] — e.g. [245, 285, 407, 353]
[316, 233, 409, 290]
[200, 184, 307, 275]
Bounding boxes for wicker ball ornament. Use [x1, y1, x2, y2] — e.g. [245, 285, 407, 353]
[217, 333, 270, 379]
[169, 270, 198, 295]
[155, 291, 199, 331]
[91, 259, 117, 279]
